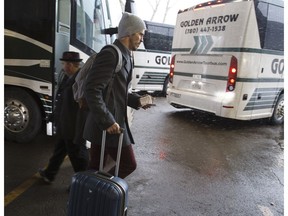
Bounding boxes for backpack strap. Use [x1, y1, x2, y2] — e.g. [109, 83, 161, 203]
[103, 44, 122, 73]
[102, 44, 123, 104]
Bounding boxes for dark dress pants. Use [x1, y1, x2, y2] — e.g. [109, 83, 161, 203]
[45, 138, 89, 180]
[89, 143, 137, 179]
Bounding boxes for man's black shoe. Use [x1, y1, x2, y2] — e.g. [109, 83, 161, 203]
[38, 169, 54, 184]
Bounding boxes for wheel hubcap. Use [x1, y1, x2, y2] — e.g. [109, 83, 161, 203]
[275, 99, 284, 121]
[5, 99, 29, 133]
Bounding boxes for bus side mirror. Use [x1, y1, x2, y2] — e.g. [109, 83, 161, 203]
[102, 27, 118, 36]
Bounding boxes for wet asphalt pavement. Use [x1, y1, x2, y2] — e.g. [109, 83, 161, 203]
[4, 97, 284, 216]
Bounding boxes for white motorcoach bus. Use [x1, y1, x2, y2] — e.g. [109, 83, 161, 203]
[4, 0, 128, 142]
[131, 21, 174, 95]
[167, 0, 284, 124]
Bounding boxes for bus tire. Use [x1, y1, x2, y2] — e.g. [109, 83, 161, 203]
[5, 87, 42, 143]
[270, 94, 284, 125]
[162, 75, 169, 97]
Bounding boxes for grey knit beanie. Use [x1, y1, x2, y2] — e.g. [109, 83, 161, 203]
[118, 12, 146, 39]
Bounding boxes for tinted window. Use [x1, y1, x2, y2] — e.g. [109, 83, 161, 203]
[264, 4, 284, 51]
[255, 1, 284, 51]
[255, 2, 268, 49]
[143, 21, 174, 52]
[5, 0, 54, 46]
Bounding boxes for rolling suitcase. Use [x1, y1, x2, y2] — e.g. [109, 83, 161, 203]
[67, 130, 128, 216]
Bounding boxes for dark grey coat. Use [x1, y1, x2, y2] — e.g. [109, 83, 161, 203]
[54, 70, 86, 143]
[83, 40, 141, 147]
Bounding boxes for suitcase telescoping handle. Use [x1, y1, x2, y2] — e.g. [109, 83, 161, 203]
[99, 128, 124, 177]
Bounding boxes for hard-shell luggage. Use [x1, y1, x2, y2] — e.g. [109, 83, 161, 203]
[67, 130, 128, 216]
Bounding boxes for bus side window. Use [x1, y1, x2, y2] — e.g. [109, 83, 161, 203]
[255, 2, 268, 49]
[264, 4, 284, 51]
[58, 0, 70, 34]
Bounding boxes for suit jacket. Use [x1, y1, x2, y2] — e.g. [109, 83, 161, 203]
[83, 39, 141, 147]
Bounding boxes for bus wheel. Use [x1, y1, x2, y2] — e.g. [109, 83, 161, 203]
[5, 88, 42, 143]
[270, 94, 284, 125]
[162, 75, 169, 97]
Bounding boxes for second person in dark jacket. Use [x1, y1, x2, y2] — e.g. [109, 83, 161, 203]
[39, 51, 89, 184]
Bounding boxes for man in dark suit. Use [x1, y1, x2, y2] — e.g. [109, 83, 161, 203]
[84, 12, 153, 179]
[39, 52, 89, 184]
